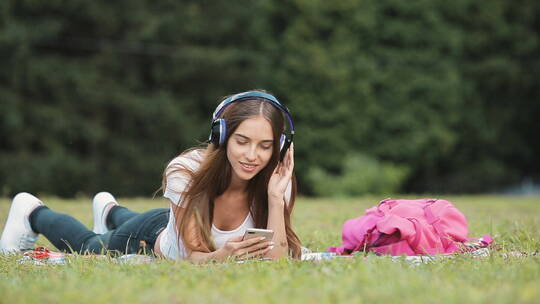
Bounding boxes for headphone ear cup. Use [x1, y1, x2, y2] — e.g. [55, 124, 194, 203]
[210, 119, 227, 146]
[279, 134, 292, 161]
[219, 119, 227, 145]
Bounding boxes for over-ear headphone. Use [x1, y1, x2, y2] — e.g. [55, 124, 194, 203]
[208, 91, 295, 161]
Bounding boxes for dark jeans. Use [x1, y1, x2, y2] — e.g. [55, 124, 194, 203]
[29, 205, 169, 255]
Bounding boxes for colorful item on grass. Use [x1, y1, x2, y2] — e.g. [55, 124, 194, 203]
[329, 198, 493, 256]
[18, 243, 525, 266]
[17, 246, 154, 265]
[301, 252, 353, 261]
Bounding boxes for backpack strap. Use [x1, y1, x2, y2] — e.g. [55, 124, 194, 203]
[423, 199, 444, 236]
[423, 199, 453, 249]
[376, 198, 398, 215]
[408, 218, 423, 253]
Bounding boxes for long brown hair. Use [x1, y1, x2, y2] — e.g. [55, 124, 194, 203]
[162, 93, 302, 258]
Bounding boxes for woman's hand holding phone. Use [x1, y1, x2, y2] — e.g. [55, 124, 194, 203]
[219, 235, 274, 260]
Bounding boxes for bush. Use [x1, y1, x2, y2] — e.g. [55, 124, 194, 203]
[1, 0, 538, 196]
[307, 153, 409, 197]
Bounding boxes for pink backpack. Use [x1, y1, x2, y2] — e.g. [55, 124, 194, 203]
[329, 198, 472, 256]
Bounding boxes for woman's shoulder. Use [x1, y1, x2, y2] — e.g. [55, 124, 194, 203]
[163, 148, 206, 206]
[167, 148, 205, 171]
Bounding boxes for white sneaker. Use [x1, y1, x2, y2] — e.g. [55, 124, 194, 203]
[92, 192, 118, 234]
[0, 192, 44, 254]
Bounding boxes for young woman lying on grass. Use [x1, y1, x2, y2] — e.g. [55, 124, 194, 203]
[0, 90, 301, 262]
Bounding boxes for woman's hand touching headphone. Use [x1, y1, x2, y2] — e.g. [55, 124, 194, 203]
[268, 143, 294, 206]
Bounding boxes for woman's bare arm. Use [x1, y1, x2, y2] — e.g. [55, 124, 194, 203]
[265, 198, 288, 258]
[265, 144, 295, 259]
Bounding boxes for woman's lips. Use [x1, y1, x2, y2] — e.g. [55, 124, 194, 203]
[240, 162, 258, 172]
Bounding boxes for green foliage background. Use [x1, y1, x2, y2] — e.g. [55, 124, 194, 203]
[0, 0, 538, 197]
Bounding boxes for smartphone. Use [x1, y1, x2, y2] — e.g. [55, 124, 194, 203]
[243, 228, 274, 242]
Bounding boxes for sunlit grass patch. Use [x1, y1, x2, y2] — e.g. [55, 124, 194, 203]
[0, 195, 539, 303]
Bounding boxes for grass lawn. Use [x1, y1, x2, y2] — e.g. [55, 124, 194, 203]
[0, 195, 539, 303]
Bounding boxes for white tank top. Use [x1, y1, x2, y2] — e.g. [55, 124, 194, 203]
[211, 213, 255, 249]
[159, 149, 290, 260]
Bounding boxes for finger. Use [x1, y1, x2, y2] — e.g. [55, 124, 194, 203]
[282, 152, 290, 174]
[239, 236, 266, 248]
[248, 246, 272, 258]
[280, 156, 289, 177]
[228, 243, 241, 252]
[283, 147, 293, 173]
[245, 241, 273, 253]
[237, 247, 272, 260]
[285, 153, 293, 174]
[229, 235, 244, 242]
[273, 162, 281, 176]
[233, 248, 248, 259]
[275, 165, 293, 189]
[283, 153, 294, 179]
[290, 143, 295, 168]
[287, 144, 293, 163]
[287, 144, 294, 170]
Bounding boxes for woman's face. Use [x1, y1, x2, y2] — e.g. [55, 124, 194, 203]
[227, 115, 274, 182]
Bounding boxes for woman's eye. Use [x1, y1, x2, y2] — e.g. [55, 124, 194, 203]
[261, 145, 272, 150]
[237, 141, 247, 145]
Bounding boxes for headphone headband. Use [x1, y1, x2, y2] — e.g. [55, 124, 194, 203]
[212, 91, 295, 134]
